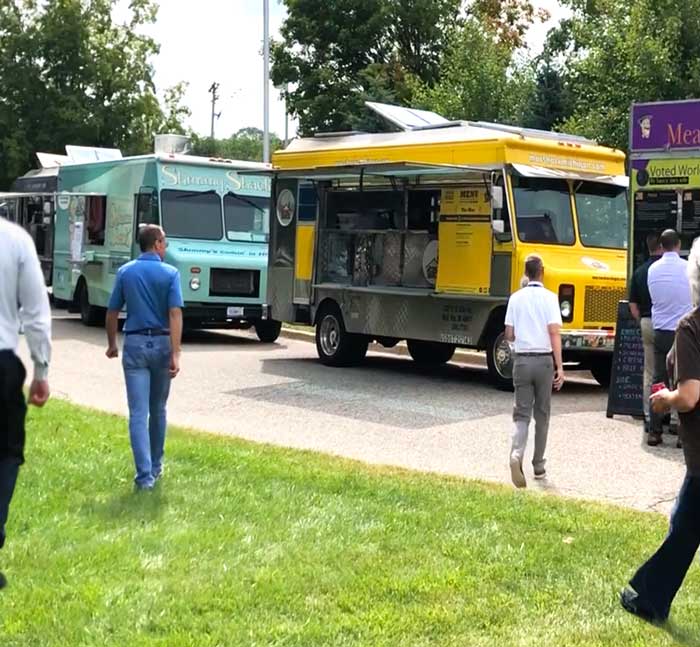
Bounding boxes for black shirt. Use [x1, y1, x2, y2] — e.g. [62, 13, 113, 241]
[629, 254, 662, 318]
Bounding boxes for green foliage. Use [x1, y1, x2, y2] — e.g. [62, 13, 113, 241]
[271, 0, 462, 133]
[2, 398, 699, 645]
[410, 20, 536, 124]
[190, 127, 284, 162]
[0, 0, 189, 188]
[551, 0, 700, 150]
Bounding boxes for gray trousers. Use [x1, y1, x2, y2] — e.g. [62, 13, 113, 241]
[511, 354, 553, 471]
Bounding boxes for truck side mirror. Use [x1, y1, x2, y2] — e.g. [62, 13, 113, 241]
[492, 219, 505, 234]
[490, 185, 504, 211]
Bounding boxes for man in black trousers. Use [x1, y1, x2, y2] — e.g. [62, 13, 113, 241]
[0, 217, 52, 589]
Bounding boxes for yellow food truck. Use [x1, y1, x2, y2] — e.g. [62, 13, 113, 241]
[265, 103, 628, 388]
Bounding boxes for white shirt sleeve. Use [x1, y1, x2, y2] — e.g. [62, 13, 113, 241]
[547, 293, 563, 326]
[18, 237, 52, 380]
[505, 296, 514, 327]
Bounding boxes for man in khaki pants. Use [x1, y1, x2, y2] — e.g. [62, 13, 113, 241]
[629, 232, 663, 434]
[505, 255, 564, 487]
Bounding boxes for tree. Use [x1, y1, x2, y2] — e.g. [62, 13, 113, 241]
[271, 0, 461, 134]
[0, 0, 189, 188]
[470, 0, 550, 51]
[521, 55, 570, 131]
[409, 18, 536, 124]
[191, 128, 284, 162]
[549, 0, 700, 150]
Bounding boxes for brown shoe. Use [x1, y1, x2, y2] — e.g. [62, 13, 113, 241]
[647, 432, 663, 446]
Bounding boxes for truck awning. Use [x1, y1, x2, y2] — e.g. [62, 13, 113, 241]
[511, 163, 629, 188]
[241, 161, 500, 181]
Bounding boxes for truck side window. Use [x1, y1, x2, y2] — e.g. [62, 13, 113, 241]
[135, 191, 159, 229]
[495, 176, 512, 235]
[86, 196, 106, 246]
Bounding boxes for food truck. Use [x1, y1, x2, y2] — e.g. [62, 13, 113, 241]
[264, 103, 629, 388]
[629, 100, 700, 272]
[0, 140, 279, 341]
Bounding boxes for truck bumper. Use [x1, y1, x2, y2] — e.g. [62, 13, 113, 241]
[562, 329, 615, 363]
[183, 302, 271, 326]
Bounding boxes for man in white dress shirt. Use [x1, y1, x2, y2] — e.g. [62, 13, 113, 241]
[505, 254, 564, 488]
[0, 217, 52, 589]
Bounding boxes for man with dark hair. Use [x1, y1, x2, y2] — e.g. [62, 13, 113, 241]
[647, 229, 692, 446]
[629, 232, 664, 433]
[105, 225, 184, 490]
[504, 254, 564, 488]
[0, 217, 51, 589]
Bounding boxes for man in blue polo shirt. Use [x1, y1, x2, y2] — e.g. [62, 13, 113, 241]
[105, 225, 184, 490]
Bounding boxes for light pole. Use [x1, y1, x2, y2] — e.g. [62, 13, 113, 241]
[263, 0, 270, 163]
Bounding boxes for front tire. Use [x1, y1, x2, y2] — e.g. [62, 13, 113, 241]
[78, 281, 106, 327]
[407, 340, 456, 365]
[590, 355, 612, 388]
[486, 330, 514, 391]
[255, 319, 282, 343]
[315, 305, 368, 367]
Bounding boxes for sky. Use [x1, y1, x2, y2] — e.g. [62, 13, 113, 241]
[117, 0, 568, 142]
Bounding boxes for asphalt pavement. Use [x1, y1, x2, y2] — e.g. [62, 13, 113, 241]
[18, 313, 686, 515]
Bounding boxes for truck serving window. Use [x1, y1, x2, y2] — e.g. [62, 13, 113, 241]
[512, 176, 575, 245]
[161, 189, 223, 240]
[574, 181, 627, 249]
[224, 193, 268, 241]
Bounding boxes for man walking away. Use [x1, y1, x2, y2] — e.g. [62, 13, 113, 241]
[629, 233, 663, 433]
[505, 254, 564, 488]
[621, 236, 700, 622]
[106, 225, 184, 490]
[647, 229, 692, 446]
[0, 218, 51, 589]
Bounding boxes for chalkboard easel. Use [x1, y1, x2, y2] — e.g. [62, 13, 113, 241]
[606, 300, 645, 419]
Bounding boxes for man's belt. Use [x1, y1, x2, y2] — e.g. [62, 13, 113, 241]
[515, 351, 552, 357]
[124, 329, 170, 336]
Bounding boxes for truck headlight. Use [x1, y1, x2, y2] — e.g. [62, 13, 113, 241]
[189, 277, 201, 291]
[560, 300, 572, 319]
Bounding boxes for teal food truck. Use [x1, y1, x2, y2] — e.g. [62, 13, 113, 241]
[3, 143, 280, 341]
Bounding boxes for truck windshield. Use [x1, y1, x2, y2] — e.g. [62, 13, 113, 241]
[161, 189, 223, 240]
[224, 193, 269, 242]
[574, 181, 628, 249]
[511, 176, 575, 245]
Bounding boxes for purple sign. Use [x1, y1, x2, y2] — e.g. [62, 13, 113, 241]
[631, 100, 700, 152]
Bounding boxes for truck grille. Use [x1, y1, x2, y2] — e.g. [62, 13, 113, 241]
[209, 269, 260, 298]
[584, 286, 625, 324]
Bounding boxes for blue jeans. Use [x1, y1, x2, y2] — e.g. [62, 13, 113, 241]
[122, 335, 172, 488]
[629, 472, 700, 620]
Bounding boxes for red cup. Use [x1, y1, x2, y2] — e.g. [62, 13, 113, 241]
[651, 382, 666, 395]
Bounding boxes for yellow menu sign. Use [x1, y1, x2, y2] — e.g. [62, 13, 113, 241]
[436, 187, 492, 295]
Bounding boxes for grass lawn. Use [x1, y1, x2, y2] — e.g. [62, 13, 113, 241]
[0, 400, 698, 646]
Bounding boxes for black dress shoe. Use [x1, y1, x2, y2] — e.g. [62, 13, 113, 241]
[0, 571, 6, 590]
[620, 587, 665, 624]
[647, 431, 663, 446]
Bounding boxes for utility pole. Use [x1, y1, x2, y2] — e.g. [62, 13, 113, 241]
[208, 82, 221, 139]
[263, 0, 270, 163]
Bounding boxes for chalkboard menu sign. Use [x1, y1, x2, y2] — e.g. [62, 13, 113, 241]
[606, 301, 644, 418]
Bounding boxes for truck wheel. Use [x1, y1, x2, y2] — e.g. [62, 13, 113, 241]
[78, 281, 106, 327]
[407, 340, 455, 365]
[486, 331, 514, 391]
[255, 319, 282, 343]
[315, 304, 368, 367]
[590, 355, 612, 388]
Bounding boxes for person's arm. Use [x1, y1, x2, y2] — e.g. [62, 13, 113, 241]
[505, 325, 515, 342]
[548, 323, 564, 390]
[629, 302, 641, 321]
[652, 323, 700, 413]
[17, 236, 51, 406]
[105, 272, 124, 359]
[168, 270, 185, 378]
[504, 298, 515, 342]
[169, 307, 182, 378]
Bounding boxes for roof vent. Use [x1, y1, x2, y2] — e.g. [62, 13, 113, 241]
[154, 134, 191, 155]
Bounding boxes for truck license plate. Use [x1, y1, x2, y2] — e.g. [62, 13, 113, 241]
[226, 306, 244, 317]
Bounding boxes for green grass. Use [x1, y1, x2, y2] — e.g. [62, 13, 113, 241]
[0, 400, 698, 646]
